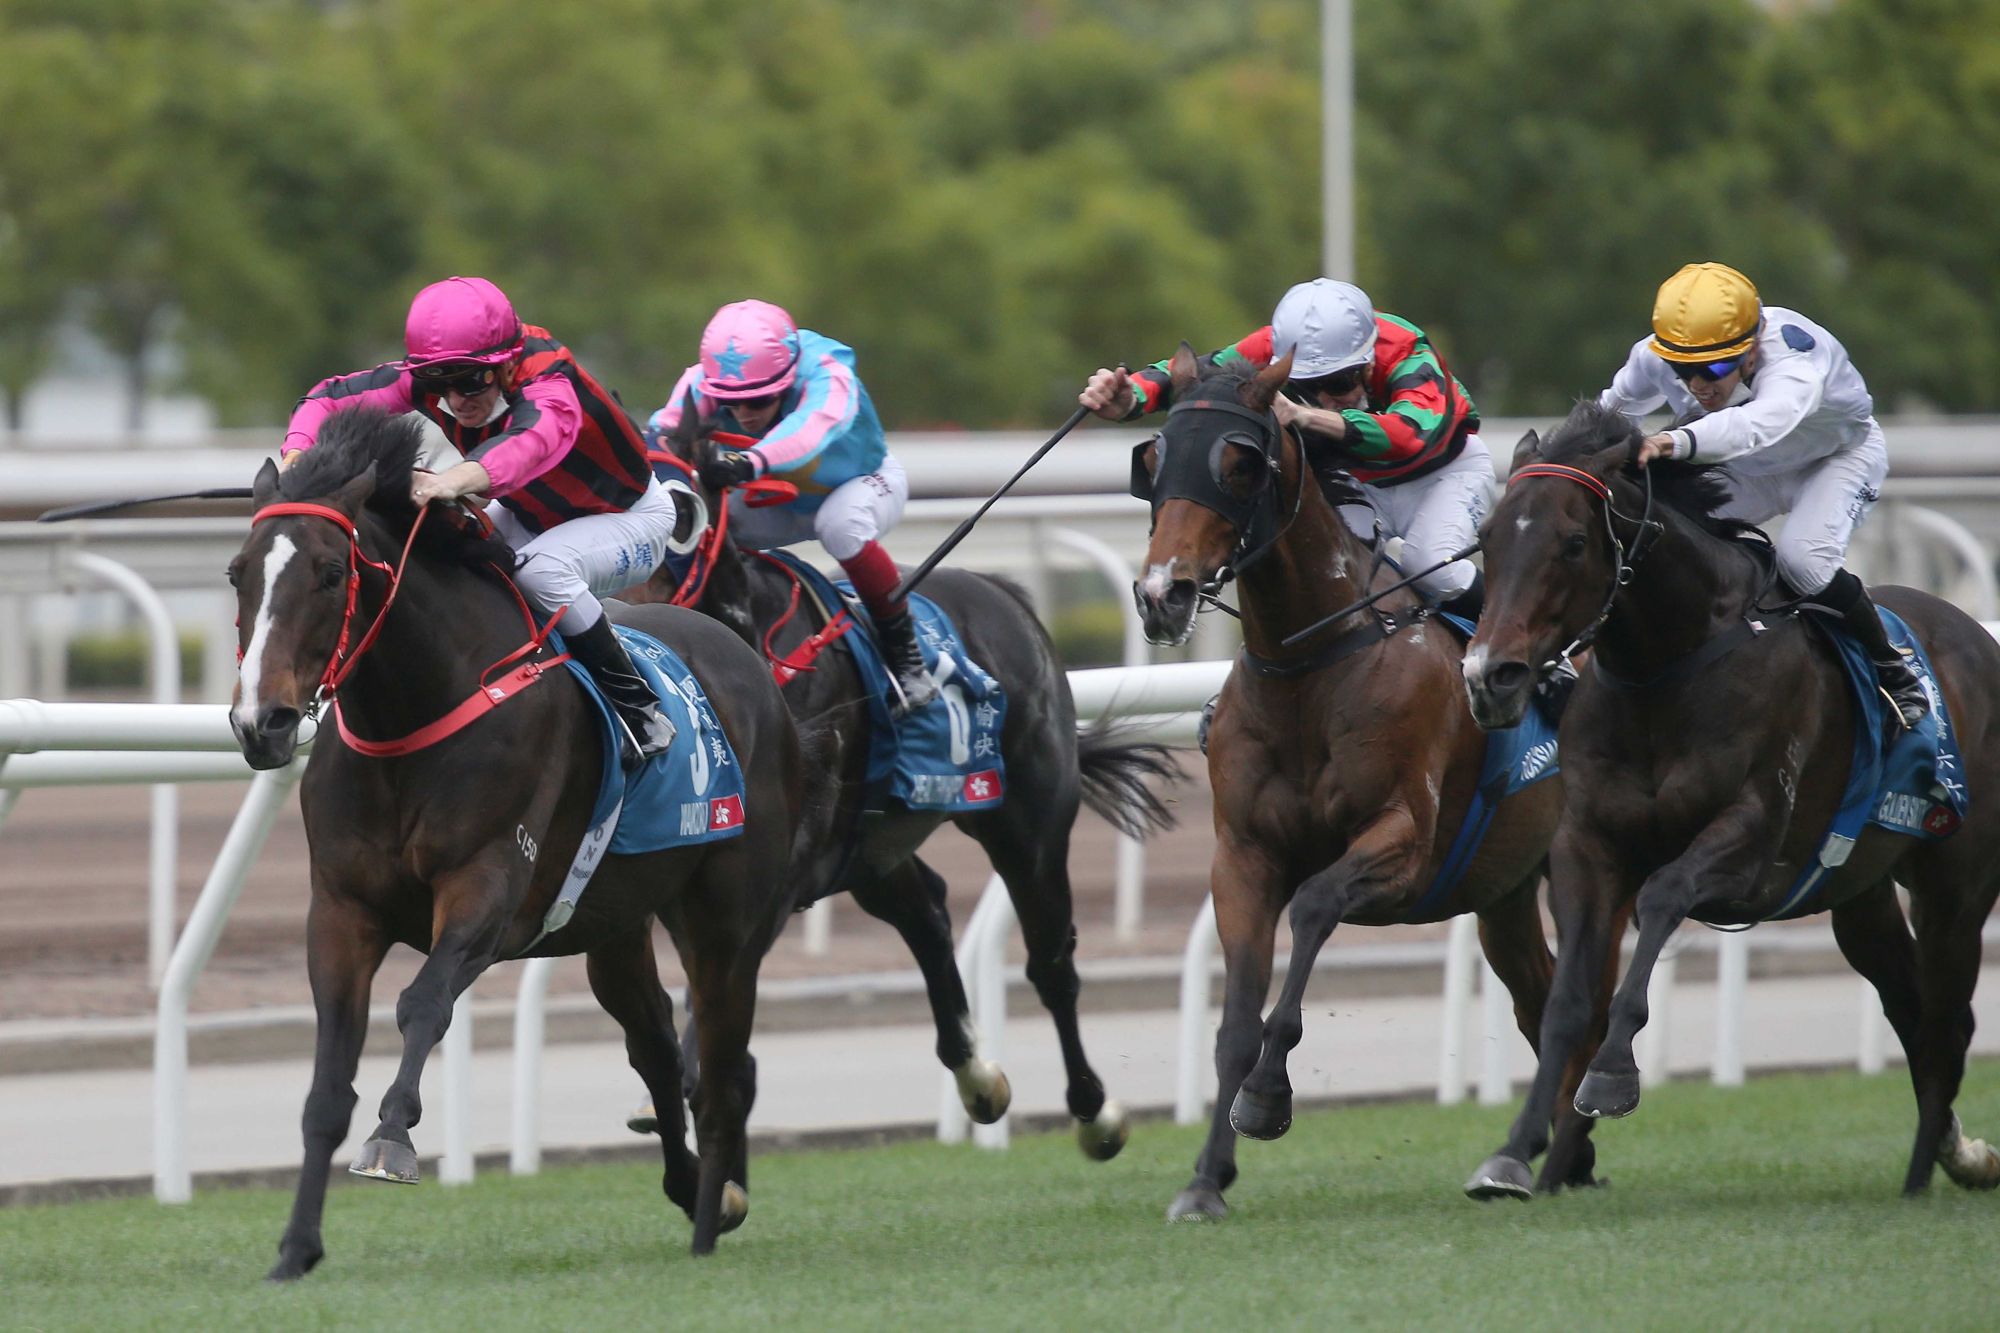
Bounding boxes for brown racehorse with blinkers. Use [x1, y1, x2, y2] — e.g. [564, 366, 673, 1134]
[1129, 346, 1591, 1220]
[230, 410, 804, 1276]
[1461, 400, 2000, 1198]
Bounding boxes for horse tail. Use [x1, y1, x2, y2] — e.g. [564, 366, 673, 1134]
[1074, 717, 1181, 839]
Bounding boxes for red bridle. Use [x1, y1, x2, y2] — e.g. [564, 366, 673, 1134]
[244, 500, 567, 756]
[1502, 457, 1662, 668]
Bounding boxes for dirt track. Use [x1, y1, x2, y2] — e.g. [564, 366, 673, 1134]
[3, 763, 1335, 1022]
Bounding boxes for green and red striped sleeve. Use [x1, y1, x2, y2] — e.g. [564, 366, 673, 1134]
[1126, 327, 1276, 417]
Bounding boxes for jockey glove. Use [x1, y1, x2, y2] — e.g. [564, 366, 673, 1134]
[699, 448, 760, 490]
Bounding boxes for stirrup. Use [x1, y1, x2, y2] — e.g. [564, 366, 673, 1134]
[611, 706, 677, 770]
[889, 667, 939, 716]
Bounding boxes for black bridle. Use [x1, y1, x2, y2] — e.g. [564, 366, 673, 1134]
[1129, 396, 1304, 612]
[1506, 460, 1665, 673]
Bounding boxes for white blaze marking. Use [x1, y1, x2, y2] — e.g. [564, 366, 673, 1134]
[1461, 643, 1489, 688]
[1514, 515, 1532, 533]
[233, 534, 297, 729]
[1138, 560, 1180, 600]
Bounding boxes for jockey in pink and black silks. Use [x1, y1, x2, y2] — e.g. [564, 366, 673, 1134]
[281, 275, 679, 764]
[1082, 279, 1492, 620]
[648, 299, 938, 712]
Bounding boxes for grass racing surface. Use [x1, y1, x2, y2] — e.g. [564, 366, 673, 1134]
[5, 1064, 1995, 1330]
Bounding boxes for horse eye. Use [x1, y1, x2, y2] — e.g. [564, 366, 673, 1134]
[1561, 533, 1589, 559]
[319, 563, 346, 590]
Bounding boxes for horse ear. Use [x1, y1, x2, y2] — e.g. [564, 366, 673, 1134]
[1168, 341, 1200, 393]
[252, 457, 281, 507]
[1246, 350, 1293, 413]
[331, 465, 377, 516]
[1509, 429, 1541, 477]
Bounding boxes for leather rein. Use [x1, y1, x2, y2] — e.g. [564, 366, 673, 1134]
[246, 501, 568, 757]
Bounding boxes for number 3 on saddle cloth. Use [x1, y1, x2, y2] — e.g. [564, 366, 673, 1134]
[523, 625, 749, 948]
[1770, 607, 1968, 920]
[1399, 612, 1565, 924]
[762, 550, 1008, 813]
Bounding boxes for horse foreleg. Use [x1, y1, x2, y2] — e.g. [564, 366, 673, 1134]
[847, 860, 1001, 1118]
[586, 928, 701, 1220]
[1232, 810, 1422, 1143]
[1168, 841, 1280, 1222]
[1576, 803, 1770, 1121]
[269, 891, 388, 1281]
[1467, 831, 1627, 1201]
[352, 859, 513, 1184]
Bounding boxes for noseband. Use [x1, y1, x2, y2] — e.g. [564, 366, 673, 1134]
[1506, 460, 1663, 671]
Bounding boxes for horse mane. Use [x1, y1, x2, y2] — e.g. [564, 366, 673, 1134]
[280, 409, 520, 572]
[1537, 399, 1757, 541]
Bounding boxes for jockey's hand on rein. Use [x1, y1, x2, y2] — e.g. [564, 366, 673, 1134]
[699, 448, 760, 490]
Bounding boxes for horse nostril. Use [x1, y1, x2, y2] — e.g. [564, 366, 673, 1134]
[1162, 579, 1198, 614]
[258, 706, 301, 737]
[1485, 662, 1533, 696]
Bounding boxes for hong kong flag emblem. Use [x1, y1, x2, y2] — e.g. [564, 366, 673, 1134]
[1923, 805, 1960, 837]
[709, 794, 745, 830]
[962, 770, 1001, 803]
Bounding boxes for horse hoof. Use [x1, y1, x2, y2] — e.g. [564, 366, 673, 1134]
[265, 1248, 322, 1283]
[719, 1182, 749, 1234]
[954, 1058, 1012, 1125]
[1166, 1185, 1229, 1222]
[348, 1137, 420, 1184]
[1464, 1154, 1534, 1202]
[626, 1098, 658, 1136]
[1076, 1100, 1130, 1162]
[1574, 1068, 1641, 1119]
[1228, 1087, 1293, 1141]
[1938, 1115, 2000, 1190]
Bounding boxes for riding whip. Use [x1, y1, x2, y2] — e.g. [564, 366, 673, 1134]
[888, 405, 1091, 603]
[36, 487, 255, 523]
[1279, 540, 1482, 648]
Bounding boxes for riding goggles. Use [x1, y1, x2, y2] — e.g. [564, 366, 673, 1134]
[411, 361, 502, 396]
[1286, 365, 1367, 402]
[1667, 357, 1742, 384]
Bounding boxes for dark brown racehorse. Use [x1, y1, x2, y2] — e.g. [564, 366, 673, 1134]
[621, 420, 1179, 1160]
[1462, 400, 2000, 1197]
[1129, 347, 1581, 1220]
[230, 410, 803, 1277]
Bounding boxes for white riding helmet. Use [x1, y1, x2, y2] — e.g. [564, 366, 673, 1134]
[1272, 278, 1377, 378]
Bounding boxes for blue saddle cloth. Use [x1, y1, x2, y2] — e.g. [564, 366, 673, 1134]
[561, 625, 750, 855]
[1770, 607, 1967, 919]
[764, 551, 1008, 813]
[1405, 613, 1563, 922]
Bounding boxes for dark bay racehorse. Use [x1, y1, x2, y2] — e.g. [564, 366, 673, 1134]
[230, 411, 803, 1276]
[1462, 401, 2000, 1197]
[624, 419, 1179, 1159]
[1130, 347, 1581, 1219]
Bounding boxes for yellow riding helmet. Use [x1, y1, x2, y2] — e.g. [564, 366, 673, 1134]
[1649, 262, 1761, 363]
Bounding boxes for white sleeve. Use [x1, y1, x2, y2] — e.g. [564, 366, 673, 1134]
[1596, 338, 1668, 422]
[1675, 360, 1824, 463]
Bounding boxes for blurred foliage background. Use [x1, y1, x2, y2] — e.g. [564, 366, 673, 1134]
[2, 0, 1996, 433]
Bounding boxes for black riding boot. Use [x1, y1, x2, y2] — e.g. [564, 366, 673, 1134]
[1819, 570, 1929, 730]
[871, 605, 940, 714]
[567, 617, 677, 768]
[1437, 569, 1485, 624]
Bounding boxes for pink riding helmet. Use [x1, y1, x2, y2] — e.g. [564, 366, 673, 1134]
[699, 299, 801, 400]
[403, 276, 525, 368]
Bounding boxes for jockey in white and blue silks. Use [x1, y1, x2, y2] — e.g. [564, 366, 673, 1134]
[648, 299, 938, 711]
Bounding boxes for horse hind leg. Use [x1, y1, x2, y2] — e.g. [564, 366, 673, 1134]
[1902, 867, 1999, 1194]
[848, 857, 1012, 1124]
[962, 805, 1127, 1160]
[682, 948, 758, 1255]
[1458, 878, 1559, 1200]
[586, 928, 701, 1220]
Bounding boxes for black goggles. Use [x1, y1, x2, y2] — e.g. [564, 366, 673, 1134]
[411, 361, 501, 396]
[727, 393, 782, 411]
[1286, 365, 1367, 401]
[1668, 357, 1742, 384]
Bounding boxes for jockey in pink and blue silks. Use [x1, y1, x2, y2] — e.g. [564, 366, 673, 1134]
[282, 276, 680, 765]
[649, 299, 938, 711]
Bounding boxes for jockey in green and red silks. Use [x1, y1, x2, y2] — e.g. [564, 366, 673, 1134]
[1085, 279, 1490, 618]
[280, 276, 679, 766]
[648, 299, 939, 713]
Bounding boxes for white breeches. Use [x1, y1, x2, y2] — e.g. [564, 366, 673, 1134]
[484, 475, 677, 631]
[1337, 434, 1494, 599]
[1712, 423, 1888, 596]
[724, 455, 910, 561]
